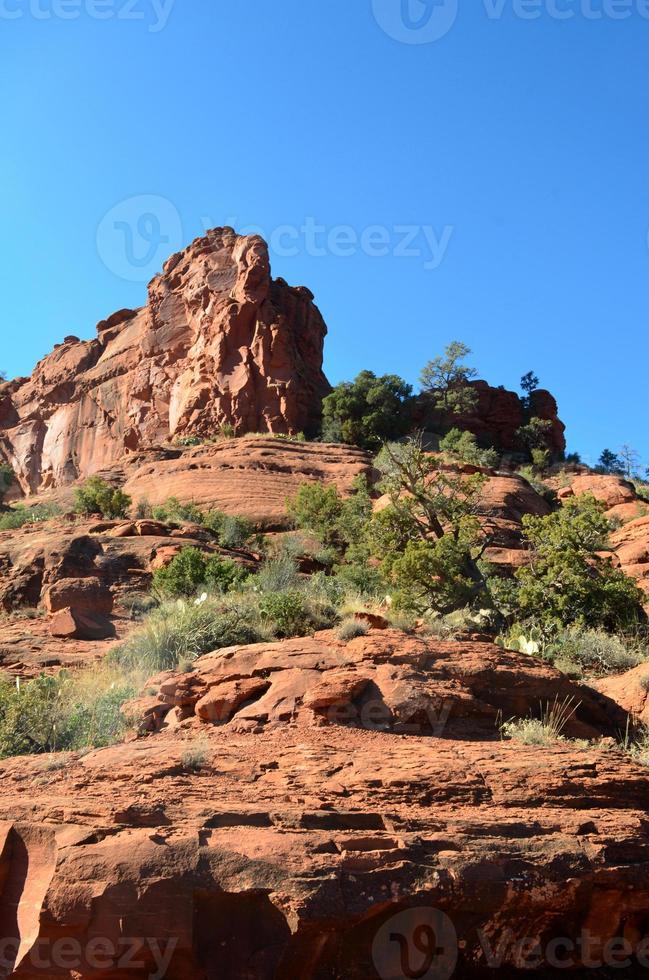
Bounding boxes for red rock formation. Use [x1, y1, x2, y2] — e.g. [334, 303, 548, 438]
[0, 630, 648, 978]
[596, 661, 649, 726]
[0, 229, 331, 495]
[555, 473, 649, 607]
[418, 382, 566, 456]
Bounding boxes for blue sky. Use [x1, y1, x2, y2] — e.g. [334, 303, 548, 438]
[2, 0, 648, 467]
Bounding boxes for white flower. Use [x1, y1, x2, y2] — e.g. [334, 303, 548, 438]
[194, 592, 208, 607]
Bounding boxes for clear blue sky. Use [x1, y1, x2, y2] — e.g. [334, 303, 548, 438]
[2, 0, 648, 468]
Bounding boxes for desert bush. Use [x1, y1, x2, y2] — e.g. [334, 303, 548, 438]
[420, 341, 478, 416]
[0, 669, 135, 758]
[151, 496, 203, 525]
[500, 696, 580, 747]
[152, 547, 248, 598]
[530, 448, 551, 473]
[516, 417, 554, 452]
[174, 435, 204, 447]
[150, 498, 254, 549]
[287, 476, 372, 559]
[253, 556, 302, 594]
[288, 483, 344, 547]
[180, 741, 210, 772]
[203, 510, 254, 549]
[113, 595, 266, 673]
[0, 502, 60, 531]
[439, 428, 499, 469]
[258, 589, 336, 638]
[134, 498, 153, 519]
[641, 674, 649, 693]
[634, 482, 649, 505]
[74, 477, 131, 519]
[552, 629, 643, 676]
[334, 563, 385, 597]
[336, 618, 369, 642]
[625, 728, 649, 767]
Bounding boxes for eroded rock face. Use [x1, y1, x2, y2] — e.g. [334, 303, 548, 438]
[0, 229, 331, 495]
[0, 630, 648, 979]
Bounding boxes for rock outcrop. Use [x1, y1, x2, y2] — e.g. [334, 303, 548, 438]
[0, 630, 648, 979]
[0, 229, 331, 495]
[556, 473, 649, 607]
[418, 382, 566, 457]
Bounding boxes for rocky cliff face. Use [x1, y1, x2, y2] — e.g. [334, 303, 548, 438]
[0, 229, 331, 495]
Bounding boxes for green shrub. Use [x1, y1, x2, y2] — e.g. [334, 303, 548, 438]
[135, 499, 153, 519]
[174, 435, 203, 447]
[500, 696, 579, 747]
[420, 341, 479, 416]
[181, 741, 210, 772]
[153, 547, 248, 598]
[0, 670, 135, 758]
[531, 448, 551, 473]
[321, 370, 414, 450]
[628, 729, 649, 767]
[551, 629, 643, 676]
[0, 502, 61, 531]
[151, 496, 203, 525]
[258, 589, 336, 638]
[336, 618, 369, 642]
[203, 510, 254, 550]
[288, 484, 344, 547]
[367, 438, 488, 615]
[439, 428, 499, 469]
[334, 563, 385, 597]
[254, 556, 302, 594]
[150, 499, 254, 549]
[74, 477, 131, 519]
[113, 595, 266, 673]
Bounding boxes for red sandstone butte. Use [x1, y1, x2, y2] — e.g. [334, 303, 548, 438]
[0, 228, 331, 495]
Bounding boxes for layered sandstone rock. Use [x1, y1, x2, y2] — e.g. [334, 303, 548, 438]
[120, 437, 372, 527]
[0, 630, 648, 978]
[0, 229, 331, 495]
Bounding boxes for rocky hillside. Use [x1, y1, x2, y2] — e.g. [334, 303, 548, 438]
[0, 233, 647, 980]
[0, 229, 331, 496]
[1, 628, 648, 978]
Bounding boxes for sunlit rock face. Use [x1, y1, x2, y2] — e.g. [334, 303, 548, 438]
[0, 228, 331, 495]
